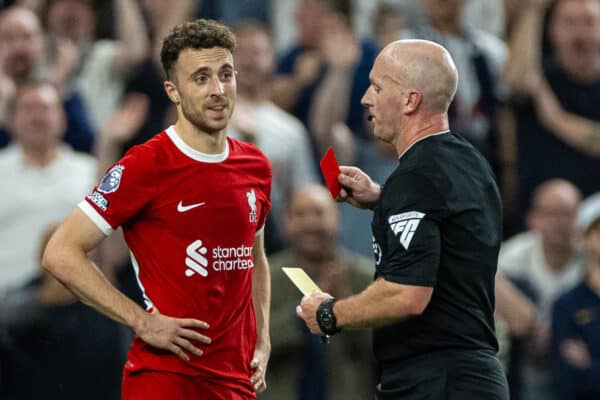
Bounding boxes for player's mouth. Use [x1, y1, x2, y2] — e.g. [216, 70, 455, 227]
[207, 104, 228, 118]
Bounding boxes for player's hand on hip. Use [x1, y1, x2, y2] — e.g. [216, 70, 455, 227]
[338, 166, 381, 209]
[296, 291, 333, 335]
[250, 343, 270, 393]
[135, 307, 211, 362]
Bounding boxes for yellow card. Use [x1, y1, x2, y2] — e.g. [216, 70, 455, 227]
[281, 267, 321, 296]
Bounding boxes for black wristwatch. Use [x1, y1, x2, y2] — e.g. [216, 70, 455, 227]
[316, 298, 341, 336]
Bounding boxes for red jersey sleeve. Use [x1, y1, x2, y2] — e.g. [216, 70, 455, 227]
[256, 153, 272, 235]
[79, 146, 157, 235]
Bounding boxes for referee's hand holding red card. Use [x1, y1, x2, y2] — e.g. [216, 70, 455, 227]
[337, 166, 382, 209]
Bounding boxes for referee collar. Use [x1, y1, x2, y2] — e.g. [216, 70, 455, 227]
[398, 130, 450, 160]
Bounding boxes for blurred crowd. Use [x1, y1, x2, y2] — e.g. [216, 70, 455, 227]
[0, 0, 599, 399]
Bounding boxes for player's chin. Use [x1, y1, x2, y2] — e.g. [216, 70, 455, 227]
[204, 120, 229, 133]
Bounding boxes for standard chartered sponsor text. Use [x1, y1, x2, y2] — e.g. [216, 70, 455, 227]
[212, 245, 254, 271]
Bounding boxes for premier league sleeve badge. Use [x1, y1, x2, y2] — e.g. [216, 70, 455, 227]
[98, 165, 125, 194]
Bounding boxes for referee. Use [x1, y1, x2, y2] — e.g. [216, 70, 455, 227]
[297, 39, 509, 399]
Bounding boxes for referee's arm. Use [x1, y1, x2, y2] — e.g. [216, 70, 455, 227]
[333, 279, 433, 329]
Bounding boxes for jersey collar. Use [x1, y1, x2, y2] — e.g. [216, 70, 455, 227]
[166, 126, 229, 163]
[398, 130, 450, 160]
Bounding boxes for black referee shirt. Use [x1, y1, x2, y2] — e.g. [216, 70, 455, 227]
[371, 131, 502, 365]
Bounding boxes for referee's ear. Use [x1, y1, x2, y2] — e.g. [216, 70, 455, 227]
[403, 89, 422, 114]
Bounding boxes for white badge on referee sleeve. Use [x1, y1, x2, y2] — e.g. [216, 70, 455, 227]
[388, 211, 425, 250]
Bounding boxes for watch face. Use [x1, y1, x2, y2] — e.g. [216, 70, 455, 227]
[317, 299, 338, 334]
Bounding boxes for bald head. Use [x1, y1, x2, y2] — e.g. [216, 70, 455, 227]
[531, 179, 582, 210]
[290, 184, 336, 207]
[529, 179, 582, 250]
[285, 184, 339, 260]
[0, 6, 41, 31]
[379, 39, 458, 113]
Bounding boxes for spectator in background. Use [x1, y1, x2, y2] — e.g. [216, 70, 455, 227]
[504, 0, 600, 226]
[266, 184, 375, 400]
[551, 200, 600, 400]
[230, 20, 317, 254]
[400, 0, 508, 174]
[0, 80, 96, 297]
[272, 0, 378, 158]
[499, 179, 584, 400]
[45, 0, 149, 131]
[0, 5, 95, 152]
[0, 5, 44, 146]
[0, 224, 126, 400]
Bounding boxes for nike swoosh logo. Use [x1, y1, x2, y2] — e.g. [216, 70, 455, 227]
[177, 201, 206, 212]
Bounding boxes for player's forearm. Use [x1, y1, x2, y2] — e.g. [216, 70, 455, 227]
[252, 249, 271, 348]
[43, 238, 147, 330]
[334, 278, 430, 329]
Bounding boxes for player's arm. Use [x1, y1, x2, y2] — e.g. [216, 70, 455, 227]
[43, 208, 210, 361]
[249, 231, 270, 392]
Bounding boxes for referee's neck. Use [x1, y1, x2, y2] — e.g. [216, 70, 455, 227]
[395, 113, 450, 157]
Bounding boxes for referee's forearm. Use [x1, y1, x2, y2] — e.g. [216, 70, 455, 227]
[334, 278, 431, 329]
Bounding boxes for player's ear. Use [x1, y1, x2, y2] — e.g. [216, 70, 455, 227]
[164, 80, 180, 104]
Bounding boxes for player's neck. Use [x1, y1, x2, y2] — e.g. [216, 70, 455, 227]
[395, 114, 449, 158]
[174, 119, 227, 154]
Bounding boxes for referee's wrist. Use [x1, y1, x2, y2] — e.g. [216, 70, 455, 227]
[368, 183, 383, 210]
[316, 298, 342, 336]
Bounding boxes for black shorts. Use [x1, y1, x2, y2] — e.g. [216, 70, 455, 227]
[376, 349, 509, 400]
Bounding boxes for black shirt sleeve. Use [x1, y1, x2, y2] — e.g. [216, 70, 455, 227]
[373, 170, 447, 287]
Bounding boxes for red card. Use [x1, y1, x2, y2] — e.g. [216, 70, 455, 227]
[319, 147, 342, 199]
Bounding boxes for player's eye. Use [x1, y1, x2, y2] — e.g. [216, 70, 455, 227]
[220, 71, 233, 82]
[195, 74, 209, 84]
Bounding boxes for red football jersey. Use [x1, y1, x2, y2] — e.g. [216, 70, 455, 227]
[79, 126, 272, 396]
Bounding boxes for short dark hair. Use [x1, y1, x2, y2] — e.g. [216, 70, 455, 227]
[160, 19, 236, 80]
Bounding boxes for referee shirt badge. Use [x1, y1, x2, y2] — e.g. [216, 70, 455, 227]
[388, 211, 425, 250]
